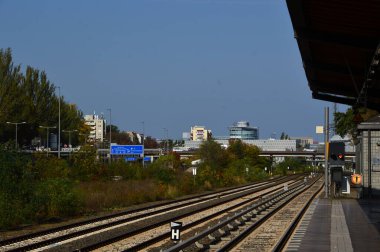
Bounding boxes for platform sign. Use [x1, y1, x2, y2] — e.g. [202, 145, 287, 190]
[170, 221, 182, 241]
[111, 145, 143, 155]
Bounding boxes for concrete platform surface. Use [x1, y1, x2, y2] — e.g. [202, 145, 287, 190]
[286, 196, 380, 252]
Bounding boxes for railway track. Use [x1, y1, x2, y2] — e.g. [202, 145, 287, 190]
[158, 174, 323, 252]
[0, 175, 302, 252]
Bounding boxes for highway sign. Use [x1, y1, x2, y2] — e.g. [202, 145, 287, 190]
[111, 145, 144, 155]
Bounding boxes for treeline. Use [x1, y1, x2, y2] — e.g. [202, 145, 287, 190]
[196, 139, 309, 187]
[0, 138, 309, 230]
[0, 48, 84, 147]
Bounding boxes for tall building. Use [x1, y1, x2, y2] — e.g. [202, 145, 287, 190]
[84, 114, 105, 142]
[229, 121, 259, 140]
[182, 126, 212, 149]
[190, 126, 212, 141]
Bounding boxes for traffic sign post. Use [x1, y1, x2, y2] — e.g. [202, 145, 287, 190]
[170, 221, 182, 242]
[110, 145, 144, 155]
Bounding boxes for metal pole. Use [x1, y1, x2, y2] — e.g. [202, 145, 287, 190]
[69, 131, 71, 146]
[107, 109, 112, 145]
[142, 121, 145, 168]
[368, 130, 372, 198]
[47, 128, 49, 157]
[166, 129, 168, 153]
[15, 124, 18, 150]
[58, 86, 61, 158]
[40, 125, 56, 157]
[108, 108, 112, 163]
[7, 122, 26, 150]
[163, 128, 167, 154]
[324, 107, 329, 198]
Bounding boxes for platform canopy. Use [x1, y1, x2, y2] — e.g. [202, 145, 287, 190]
[286, 0, 380, 110]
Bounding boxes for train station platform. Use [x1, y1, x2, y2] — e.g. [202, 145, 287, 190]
[286, 194, 380, 252]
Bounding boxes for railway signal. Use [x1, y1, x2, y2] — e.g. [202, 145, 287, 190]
[329, 142, 345, 165]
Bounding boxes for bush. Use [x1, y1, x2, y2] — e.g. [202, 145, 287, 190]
[0, 150, 35, 228]
[31, 154, 70, 179]
[0, 149, 81, 229]
[33, 178, 81, 220]
[70, 145, 100, 180]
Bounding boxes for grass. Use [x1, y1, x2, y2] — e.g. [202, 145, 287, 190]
[77, 179, 169, 212]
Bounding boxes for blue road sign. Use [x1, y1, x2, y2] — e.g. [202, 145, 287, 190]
[111, 145, 144, 155]
[125, 157, 137, 161]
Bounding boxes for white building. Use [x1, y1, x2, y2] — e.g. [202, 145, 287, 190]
[84, 114, 105, 142]
[216, 139, 297, 151]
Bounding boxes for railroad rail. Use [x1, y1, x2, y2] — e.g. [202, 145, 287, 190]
[0, 175, 303, 251]
[155, 174, 322, 252]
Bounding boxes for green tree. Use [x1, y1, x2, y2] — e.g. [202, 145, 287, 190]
[275, 157, 305, 175]
[197, 140, 228, 186]
[0, 48, 85, 148]
[335, 107, 379, 143]
[70, 145, 99, 180]
[280, 132, 289, 140]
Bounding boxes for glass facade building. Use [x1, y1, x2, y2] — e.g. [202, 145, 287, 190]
[229, 121, 259, 140]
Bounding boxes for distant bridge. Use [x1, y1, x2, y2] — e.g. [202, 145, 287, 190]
[145, 149, 355, 159]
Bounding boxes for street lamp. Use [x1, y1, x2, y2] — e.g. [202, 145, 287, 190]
[107, 108, 112, 163]
[163, 128, 168, 154]
[107, 108, 112, 145]
[62, 129, 78, 147]
[40, 125, 56, 157]
[6, 121, 26, 150]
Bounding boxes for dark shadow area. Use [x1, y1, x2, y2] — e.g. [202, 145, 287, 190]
[342, 196, 380, 252]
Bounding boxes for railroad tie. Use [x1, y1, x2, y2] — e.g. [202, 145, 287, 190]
[195, 241, 204, 249]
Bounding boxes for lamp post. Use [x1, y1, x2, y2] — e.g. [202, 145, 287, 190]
[58, 86, 61, 158]
[163, 128, 168, 154]
[62, 129, 77, 159]
[40, 125, 56, 157]
[6, 121, 26, 150]
[62, 129, 78, 147]
[107, 108, 112, 163]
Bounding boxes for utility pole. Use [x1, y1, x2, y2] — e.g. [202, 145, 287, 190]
[324, 107, 330, 198]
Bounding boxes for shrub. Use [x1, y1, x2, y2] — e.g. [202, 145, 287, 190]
[33, 178, 81, 220]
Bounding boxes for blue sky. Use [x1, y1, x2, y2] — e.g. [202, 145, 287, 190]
[0, 0, 342, 141]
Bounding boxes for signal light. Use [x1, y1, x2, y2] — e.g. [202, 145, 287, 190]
[329, 142, 345, 165]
